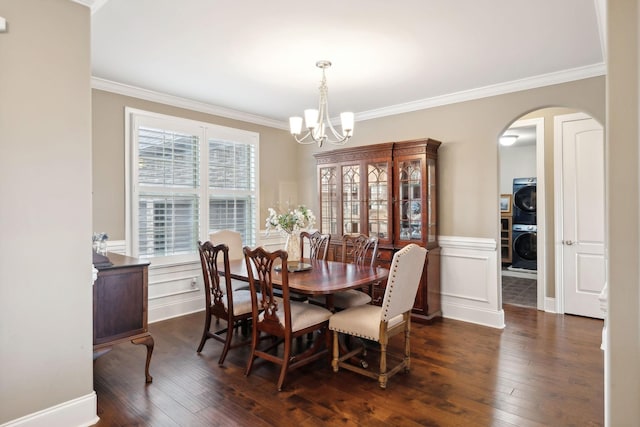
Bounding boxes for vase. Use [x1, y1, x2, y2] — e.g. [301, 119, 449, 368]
[284, 232, 301, 263]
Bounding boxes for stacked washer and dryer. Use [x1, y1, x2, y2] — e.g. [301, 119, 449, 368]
[511, 178, 537, 270]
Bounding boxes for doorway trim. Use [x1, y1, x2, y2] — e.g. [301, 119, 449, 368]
[504, 117, 546, 311]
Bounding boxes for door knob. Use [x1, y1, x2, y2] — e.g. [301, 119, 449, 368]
[563, 240, 574, 245]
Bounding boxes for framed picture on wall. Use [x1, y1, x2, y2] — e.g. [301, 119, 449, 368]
[500, 194, 512, 214]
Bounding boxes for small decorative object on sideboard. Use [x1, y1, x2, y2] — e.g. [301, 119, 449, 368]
[93, 232, 109, 255]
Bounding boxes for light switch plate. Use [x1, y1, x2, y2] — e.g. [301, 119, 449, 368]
[0, 17, 6, 33]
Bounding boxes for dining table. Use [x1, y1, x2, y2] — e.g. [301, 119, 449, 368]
[221, 257, 390, 310]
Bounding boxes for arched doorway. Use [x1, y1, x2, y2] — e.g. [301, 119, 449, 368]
[499, 107, 605, 316]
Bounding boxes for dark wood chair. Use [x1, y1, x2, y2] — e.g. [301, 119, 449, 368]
[197, 241, 253, 365]
[243, 246, 332, 391]
[333, 234, 379, 310]
[300, 230, 331, 260]
[329, 244, 427, 388]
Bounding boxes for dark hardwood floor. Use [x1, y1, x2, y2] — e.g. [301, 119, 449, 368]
[92, 305, 604, 426]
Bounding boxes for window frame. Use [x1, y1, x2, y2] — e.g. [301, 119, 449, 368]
[125, 107, 260, 264]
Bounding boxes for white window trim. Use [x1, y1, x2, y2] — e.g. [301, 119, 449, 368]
[124, 107, 260, 264]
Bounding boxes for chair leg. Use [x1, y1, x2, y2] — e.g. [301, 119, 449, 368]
[277, 338, 292, 391]
[197, 313, 212, 353]
[378, 342, 388, 389]
[404, 322, 411, 372]
[245, 329, 259, 377]
[332, 331, 340, 372]
[218, 317, 234, 365]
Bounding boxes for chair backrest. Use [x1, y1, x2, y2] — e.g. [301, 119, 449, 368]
[380, 244, 427, 321]
[300, 231, 331, 260]
[198, 240, 233, 311]
[209, 230, 243, 261]
[243, 246, 291, 332]
[341, 234, 379, 266]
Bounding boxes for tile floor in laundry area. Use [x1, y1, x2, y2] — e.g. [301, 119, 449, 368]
[502, 270, 537, 308]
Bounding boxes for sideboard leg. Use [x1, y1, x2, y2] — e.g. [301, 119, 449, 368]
[132, 334, 154, 383]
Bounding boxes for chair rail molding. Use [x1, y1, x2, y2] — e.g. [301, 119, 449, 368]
[439, 235, 505, 329]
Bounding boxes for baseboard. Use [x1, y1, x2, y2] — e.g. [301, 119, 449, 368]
[148, 294, 203, 323]
[0, 392, 98, 427]
[544, 297, 557, 313]
[442, 303, 506, 329]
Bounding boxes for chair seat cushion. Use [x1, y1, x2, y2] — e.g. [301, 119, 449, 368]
[260, 300, 332, 333]
[333, 289, 372, 309]
[231, 278, 250, 292]
[308, 290, 372, 309]
[329, 304, 403, 341]
[223, 290, 253, 316]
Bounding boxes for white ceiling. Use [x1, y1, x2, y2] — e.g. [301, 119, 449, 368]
[89, 0, 605, 128]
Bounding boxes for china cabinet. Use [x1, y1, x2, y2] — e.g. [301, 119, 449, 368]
[315, 138, 441, 321]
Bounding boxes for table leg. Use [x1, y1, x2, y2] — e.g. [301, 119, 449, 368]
[131, 334, 154, 383]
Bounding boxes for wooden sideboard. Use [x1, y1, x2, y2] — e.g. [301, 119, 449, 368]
[93, 252, 154, 383]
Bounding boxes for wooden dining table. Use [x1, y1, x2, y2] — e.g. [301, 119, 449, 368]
[222, 257, 389, 310]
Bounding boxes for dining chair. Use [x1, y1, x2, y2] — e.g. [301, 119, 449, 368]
[328, 243, 427, 388]
[300, 230, 331, 260]
[209, 229, 249, 292]
[309, 233, 378, 309]
[334, 234, 379, 309]
[197, 241, 253, 365]
[243, 246, 333, 391]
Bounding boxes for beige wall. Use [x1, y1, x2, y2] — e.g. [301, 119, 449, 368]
[0, 0, 94, 423]
[92, 90, 294, 240]
[296, 78, 605, 241]
[606, 0, 640, 423]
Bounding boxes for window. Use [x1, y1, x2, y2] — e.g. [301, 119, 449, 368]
[127, 108, 259, 261]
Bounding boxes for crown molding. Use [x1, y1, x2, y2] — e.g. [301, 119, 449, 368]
[71, 0, 110, 14]
[91, 77, 288, 130]
[93, 63, 605, 130]
[356, 63, 606, 122]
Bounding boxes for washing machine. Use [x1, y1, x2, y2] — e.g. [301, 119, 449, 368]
[512, 224, 537, 270]
[513, 177, 536, 225]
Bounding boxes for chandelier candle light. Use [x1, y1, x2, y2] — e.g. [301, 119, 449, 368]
[289, 60, 354, 147]
[265, 205, 316, 263]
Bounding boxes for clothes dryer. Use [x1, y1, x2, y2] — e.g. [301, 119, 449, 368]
[512, 177, 536, 225]
[512, 224, 537, 270]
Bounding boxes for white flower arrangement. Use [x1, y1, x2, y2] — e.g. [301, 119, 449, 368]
[265, 205, 316, 235]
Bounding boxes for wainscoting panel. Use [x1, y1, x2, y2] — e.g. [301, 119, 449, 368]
[147, 260, 203, 323]
[439, 236, 505, 329]
[144, 231, 287, 323]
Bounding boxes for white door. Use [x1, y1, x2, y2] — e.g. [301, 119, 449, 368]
[556, 113, 605, 319]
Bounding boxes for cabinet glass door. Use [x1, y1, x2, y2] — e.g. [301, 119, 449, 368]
[427, 158, 437, 243]
[342, 164, 361, 234]
[319, 166, 338, 235]
[367, 162, 390, 240]
[398, 159, 423, 242]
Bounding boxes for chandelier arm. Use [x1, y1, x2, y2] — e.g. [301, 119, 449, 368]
[293, 131, 321, 145]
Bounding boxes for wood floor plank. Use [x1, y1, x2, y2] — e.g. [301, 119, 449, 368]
[92, 305, 603, 426]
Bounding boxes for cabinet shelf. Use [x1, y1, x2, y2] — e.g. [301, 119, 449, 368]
[501, 215, 512, 264]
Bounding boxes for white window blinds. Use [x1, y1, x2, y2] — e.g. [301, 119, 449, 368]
[208, 139, 256, 246]
[128, 109, 259, 260]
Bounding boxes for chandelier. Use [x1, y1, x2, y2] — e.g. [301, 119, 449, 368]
[289, 60, 354, 147]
